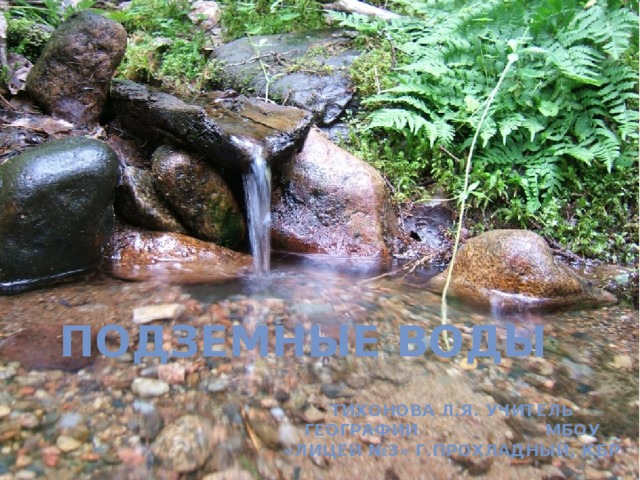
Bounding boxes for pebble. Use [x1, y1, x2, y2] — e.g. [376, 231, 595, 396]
[269, 407, 285, 422]
[278, 421, 299, 446]
[205, 377, 230, 393]
[202, 469, 253, 480]
[132, 304, 185, 324]
[57, 412, 84, 430]
[303, 406, 325, 423]
[131, 378, 169, 397]
[157, 363, 186, 384]
[578, 434, 597, 445]
[18, 413, 39, 430]
[151, 415, 214, 472]
[41, 447, 60, 467]
[613, 354, 633, 370]
[56, 435, 82, 453]
[15, 470, 36, 480]
[0, 406, 10, 420]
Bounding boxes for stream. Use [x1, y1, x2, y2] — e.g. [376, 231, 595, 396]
[0, 254, 637, 479]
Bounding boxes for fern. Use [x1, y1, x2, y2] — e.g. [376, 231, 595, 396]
[340, 0, 638, 262]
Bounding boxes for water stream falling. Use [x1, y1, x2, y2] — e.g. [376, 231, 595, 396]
[239, 139, 272, 273]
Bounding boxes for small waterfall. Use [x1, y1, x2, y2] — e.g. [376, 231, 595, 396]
[239, 140, 272, 273]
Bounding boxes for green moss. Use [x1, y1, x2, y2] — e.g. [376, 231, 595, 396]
[219, 0, 325, 41]
[110, 0, 215, 95]
[6, 17, 53, 62]
[206, 196, 245, 249]
[348, 47, 394, 97]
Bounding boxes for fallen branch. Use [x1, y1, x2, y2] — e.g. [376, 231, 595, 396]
[321, 0, 401, 20]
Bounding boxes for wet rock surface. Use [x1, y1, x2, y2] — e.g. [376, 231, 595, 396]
[151, 146, 245, 248]
[0, 137, 119, 294]
[26, 11, 127, 126]
[215, 30, 358, 125]
[428, 230, 618, 311]
[109, 80, 312, 171]
[400, 198, 453, 251]
[104, 225, 252, 283]
[114, 165, 187, 234]
[272, 128, 398, 259]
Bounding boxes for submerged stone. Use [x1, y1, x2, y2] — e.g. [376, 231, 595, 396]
[26, 11, 127, 125]
[0, 325, 98, 371]
[104, 225, 252, 283]
[151, 415, 214, 472]
[109, 80, 312, 171]
[151, 146, 245, 248]
[0, 137, 119, 294]
[428, 229, 617, 311]
[215, 30, 358, 125]
[271, 128, 398, 259]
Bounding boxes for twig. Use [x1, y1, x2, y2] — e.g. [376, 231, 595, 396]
[322, 0, 401, 20]
[241, 408, 262, 452]
[357, 253, 436, 286]
[0, 93, 14, 110]
[439, 145, 463, 164]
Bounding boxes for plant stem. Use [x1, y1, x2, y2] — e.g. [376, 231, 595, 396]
[439, 52, 518, 346]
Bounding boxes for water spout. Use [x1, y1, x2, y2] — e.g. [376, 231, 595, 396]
[236, 138, 271, 273]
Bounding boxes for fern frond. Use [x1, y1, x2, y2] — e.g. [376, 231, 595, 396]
[565, 5, 638, 60]
[546, 43, 604, 85]
[365, 108, 453, 147]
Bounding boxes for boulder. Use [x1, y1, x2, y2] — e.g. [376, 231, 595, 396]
[104, 225, 252, 283]
[114, 165, 187, 234]
[26, 11, 127, 126]
[271, 128, 398, 259]
[215, 30, 358, 125]
[151, 146, 245, 249]
[428, 230, 617, 311]
[0, 137, 119, 294]
[109, 80, 312, 170]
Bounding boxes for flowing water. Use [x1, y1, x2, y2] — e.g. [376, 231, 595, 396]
[241, 141, 272, 274]
[0, 256, 637, 479]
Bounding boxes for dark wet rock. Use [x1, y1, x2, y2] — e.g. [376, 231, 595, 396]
[26, 12, 127, 126]
[401, 199, 453, 250]
[109, 80, 312, 171]
[104, 225, 252, 283]
[102, 133, 148, 169]
[271, 128, 398, 259]
[114, 165, 187, 234]
[0, 137, 119, 294]
[151, 415, 214, 472]
[151, 146, 245, 248]
[0, 325, 98, 371]
[428, 230, 618, 311]
[215, 30, 358, 125]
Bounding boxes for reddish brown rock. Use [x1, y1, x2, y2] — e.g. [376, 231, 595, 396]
[104, 225, 252, 283]
[0, 324, 97, 371]
[151, 146, 245, 248]
[271, 128, 398, 259]
[428, 229, 617, 311]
